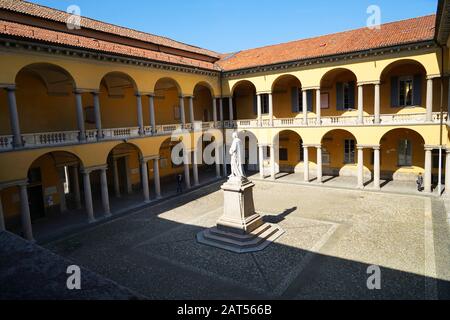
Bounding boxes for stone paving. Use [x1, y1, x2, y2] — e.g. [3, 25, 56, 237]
[44, 179, 450, 300]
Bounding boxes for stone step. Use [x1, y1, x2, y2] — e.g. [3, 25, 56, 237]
[208, 223, 272, 242]
[202, 223, 281, 249]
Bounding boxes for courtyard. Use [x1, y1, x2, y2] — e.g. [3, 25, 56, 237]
[44, 180, 450, 300]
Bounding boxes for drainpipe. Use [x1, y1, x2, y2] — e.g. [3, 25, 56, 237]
[220, 71, 226, 177]
[438, 44, 446, 196]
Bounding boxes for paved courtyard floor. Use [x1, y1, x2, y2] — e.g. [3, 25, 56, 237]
[45, 179, 450, 300]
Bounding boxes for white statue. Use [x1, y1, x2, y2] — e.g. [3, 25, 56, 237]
[229, 132, 246, 178]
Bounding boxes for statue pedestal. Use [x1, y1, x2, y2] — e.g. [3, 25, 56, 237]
[197, 177, 284, 254]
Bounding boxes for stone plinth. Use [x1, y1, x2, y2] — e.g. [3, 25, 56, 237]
[197, 177, 284, 253]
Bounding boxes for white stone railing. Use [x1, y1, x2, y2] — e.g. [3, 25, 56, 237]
[22, 130, 80, 147]
[102, 127, 140, 139]
[232, 112, 447, 129]
[0, 114, 447, 152]
[0, 135, 13, 151]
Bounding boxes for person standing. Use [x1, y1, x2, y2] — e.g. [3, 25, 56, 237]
[416, 173, 424, 192]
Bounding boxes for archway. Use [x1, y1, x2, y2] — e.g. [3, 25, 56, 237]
[271, 75, 303, 119]
[379, 60, 429, 115]
[379, 128, 426, 182]
[98, 72, 139, 131]
[232, 81, 257, 121]
[106, 143, 144, 203]
[154, 78, 182, 126]
[273, 130, 304, 177]
[193, 83, 214, 123]
[320, 68, 359, 116]
[0, 151, 83, 239]
[12, 63, 77, 136]
[320, 129, 367, 180]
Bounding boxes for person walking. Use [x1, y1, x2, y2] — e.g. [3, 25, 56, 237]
[176, 173, 183, 194]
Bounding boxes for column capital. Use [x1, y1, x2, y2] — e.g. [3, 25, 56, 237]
[426, 74, 440, 80]
[357, 80, 380, 86]
[256, 91, 271, 95]
[424, 145, 436, 151]
[357, 144, 379, 149]
[0, 179, 28, 190]
[302, 143, 319, 148]
[82, 165, 107, 174]
[3, 84, 16, 91]
[302, 86, 320, 91]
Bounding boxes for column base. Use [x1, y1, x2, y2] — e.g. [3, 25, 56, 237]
[88, 217, 96, 224]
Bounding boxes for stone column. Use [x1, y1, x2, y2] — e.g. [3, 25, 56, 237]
[219, 98, 224, 122]
[229, 96, 234, 122]
[426, 77, 433, 122]
[148, 94, 156, 133]
[74, 91, 86, 142]
[184, 151, 191, 189]
[215, 143, 221, 178]
[19, 183, 34, 241]
[136, 93, 144, 135]
[316, 88, 321, 125]
[193, 151, 200, 186]
[374, 82, 381, 124]
[140, 159, 150, 203]
[153, 158, 162, 199]
[189, 96, 195, 127]
[0, 192, 5, 231]
[100, 168, 111, 216]
[223, 143, 228, 177]
[212, 98, 218, 125]
[302, 90, 308, 125]
[259, 145, 264, 179]
[257, 94, 262, 126]
[270, 145, 276, 180]
[316, 145, 323, 184]
[445, 149, 450, 197]
[373, 146, 381, 190]
[6, 87, 22, 148]
[358, 84, 364, 124]
[113, 158, 121, 198]
[357, 146, 364, 189]
[303, 146, 309, 182]
[268, 93, 273, 126]
[82, 170, 96, 223]
[124, 157, 132, 195]
[71, 166, 82, 209]
[424, 147, 433, 193]
[56, 167, 67, 213]
[92, 92, 103, 139]
[179, 96, 186, 126]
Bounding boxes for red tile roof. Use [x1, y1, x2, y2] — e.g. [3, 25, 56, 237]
[217, 15, 437, 71]
[0, 19, 219, 71]
[0, 0, 438, 73]
[0, 0, 220, 59]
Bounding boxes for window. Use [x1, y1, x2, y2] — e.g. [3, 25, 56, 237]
[343, 83, 351, 109]
[398, 140, 412, 166]
[399, 76, 413, 107]
[344, 139, 355, 164]
[261, 94, 269, 114]
[279, 148, 288, 161]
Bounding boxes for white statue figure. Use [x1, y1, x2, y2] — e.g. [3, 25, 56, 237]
[229, 132, 246, 178]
